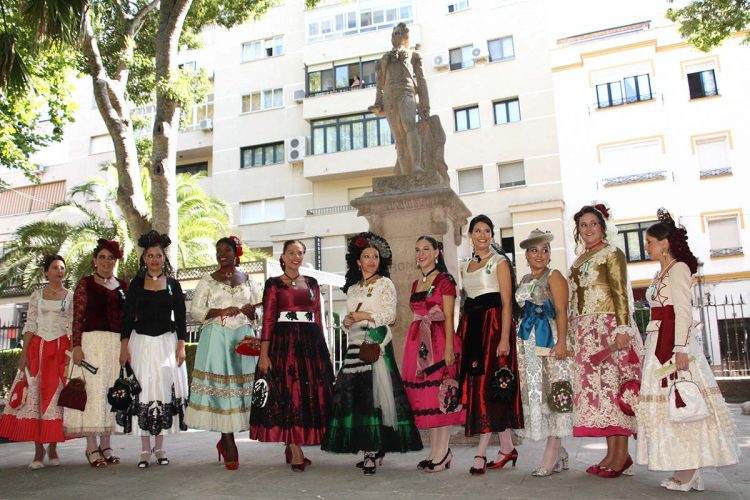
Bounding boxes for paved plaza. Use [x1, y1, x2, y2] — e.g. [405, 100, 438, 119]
[0, 405, 748, 500]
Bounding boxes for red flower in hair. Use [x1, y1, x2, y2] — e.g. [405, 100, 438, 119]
[229, 236, 243, 257]
[354, 236, 368, 248]
[97, 238, 123, 259]
[594, 204, 610, 220]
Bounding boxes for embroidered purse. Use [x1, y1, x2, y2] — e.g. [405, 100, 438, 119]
[489, 355, 517, 403]
[107, 363, 140, 411]
[58, 365, 87, 411]
[547, 380, 573, 413]
[8, 369, 28, 410]
[438, 369, 462, 414]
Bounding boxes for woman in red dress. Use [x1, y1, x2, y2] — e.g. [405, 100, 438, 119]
[402, 236, 465, 472]
[250, 240, 334, 471]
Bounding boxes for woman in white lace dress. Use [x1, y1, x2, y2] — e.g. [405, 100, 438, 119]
[636, 209, 738, 491]
[516, 229, 573, 477]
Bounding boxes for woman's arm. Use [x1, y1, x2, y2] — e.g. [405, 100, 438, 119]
[258, 278, 278, 374]
[548, 270, 570, 358]
[18, 290, 40, 370]
[496, 258, 513, 357]
[607, 249, 632, 350]
[71, 278, 88, 364]
[669, 262, 693, 370]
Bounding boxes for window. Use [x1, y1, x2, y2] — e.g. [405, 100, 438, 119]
[240, 198, 285, 224]
[241, 88, 283, 113]
[311, 113, 393, 154]
[307, 59, 378, 96]
[457, 167, 484, 194]
[615, 220, 657, 262]
[494, 98, 520, 124]
[623, 74, 652, 103]
[687, 70, 718, 99]
[308, 69, 335, 95]
[599, 138, 663, 178]
[90, 134, 114, 155]
[454, 106, 479, 131]
[449, 45, 474, 71]
[707, 215, 742, 257]
[242, 36, 284, 62]
[488, 36, 514, 62]
[596, 81, 623, 108]
[498, 161, 525, 188]
[696, 136, 730, 172]
[176, 162, 208, 176]
[596, 74, 653, 108]
[178, 61, 197, 72]
[241, 142, 285, 168]
[182, 93, 214, 131]
[0, 180, 66, 217]
[306, 2, 413, 42]
[501, 228, 515, 264]
[448, 1, 469, 13]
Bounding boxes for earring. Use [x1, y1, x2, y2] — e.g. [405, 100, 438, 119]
[662, 249, 669, 258]
[434, 258, 438, 264]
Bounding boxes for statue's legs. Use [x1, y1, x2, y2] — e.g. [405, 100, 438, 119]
[397, 97, 422, 174]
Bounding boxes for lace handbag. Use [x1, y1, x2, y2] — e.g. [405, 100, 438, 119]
[668, 372, 709, 423]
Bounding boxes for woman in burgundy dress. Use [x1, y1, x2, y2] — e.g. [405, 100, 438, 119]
[402, 236, 465, 472]
[250, 240, 334, 471]
[64, 239, 128, 468]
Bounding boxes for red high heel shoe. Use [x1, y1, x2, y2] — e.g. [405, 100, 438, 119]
[216, 440, 239, 470]
[486, 448, 518, 469]
[597, 456, 633, 478]
[586, 464, 603, 475]
[285, 445, 312, 466]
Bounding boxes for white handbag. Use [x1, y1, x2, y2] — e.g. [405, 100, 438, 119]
[668, 372, 709, 423]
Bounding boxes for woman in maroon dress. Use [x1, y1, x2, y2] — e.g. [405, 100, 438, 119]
[402, 236, 465, 472]
[250, 240, 334, 471]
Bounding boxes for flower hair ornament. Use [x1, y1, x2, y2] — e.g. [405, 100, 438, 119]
[36, 251, 51, 268]
[349, 232, 392, 261]
[656, 207, 699, 274]
[137, 230, 171, 249]
[230, 235, 243, 265]
[591, 200, 620, 249]
[96, 238, 124, 259]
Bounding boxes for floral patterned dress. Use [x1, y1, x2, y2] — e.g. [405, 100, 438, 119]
[568, 244, 641, 437]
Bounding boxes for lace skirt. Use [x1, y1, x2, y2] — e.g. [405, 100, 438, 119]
[116, 332, 188, 436]
[63, 330, 120, 437]
[517, 327, 573, 441]
[636, 330, 738, 470]
[0, 335, 69, 443]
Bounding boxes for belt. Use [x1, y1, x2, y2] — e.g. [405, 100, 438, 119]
[277, 310, 315, 323]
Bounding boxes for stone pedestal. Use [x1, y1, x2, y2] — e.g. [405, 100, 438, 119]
[350, 171, 471, 366]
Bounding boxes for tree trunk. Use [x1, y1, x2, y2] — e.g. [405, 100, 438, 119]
[82, 13, 151, 245]
[149, 0, 194, 267]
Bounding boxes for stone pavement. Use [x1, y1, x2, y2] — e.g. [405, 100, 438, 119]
[0, 405, 748, 500]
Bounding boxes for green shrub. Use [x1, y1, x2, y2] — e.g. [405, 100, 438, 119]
[1, 349, 21, 397]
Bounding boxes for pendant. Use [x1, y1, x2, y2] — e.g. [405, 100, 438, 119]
[151, 275, 158, 281]
[291, 280, 297, 287]
[422, 276, 426, 283]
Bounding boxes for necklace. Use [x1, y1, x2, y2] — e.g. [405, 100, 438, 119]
[473, 253, 490, 263]
[420, 267, 437, 283]
[585, 240, 604, 251]
[95, 272, 112, 282]
[284, 272, 301, 287]
[361, 273, 378, 296]
[147, 272, 164, 281]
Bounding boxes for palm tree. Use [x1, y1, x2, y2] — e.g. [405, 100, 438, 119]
[0, 167, 243, 290]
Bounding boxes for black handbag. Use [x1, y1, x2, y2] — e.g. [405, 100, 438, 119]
[489, 355, 517, 403]
[107, 363, 141, 411]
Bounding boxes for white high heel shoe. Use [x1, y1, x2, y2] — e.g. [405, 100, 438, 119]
[664, 470, 704, 492]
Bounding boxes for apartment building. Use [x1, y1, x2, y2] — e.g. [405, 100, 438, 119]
[550, 4, 750, 367]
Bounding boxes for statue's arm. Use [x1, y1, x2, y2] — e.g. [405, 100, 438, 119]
[412, 52, 430, 118]
[369, 55, 388, 117]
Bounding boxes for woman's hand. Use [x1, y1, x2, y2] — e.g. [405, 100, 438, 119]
[240, 303, 256, 320]
[496, 337, 510, 357]
[615, 332, 630, 351]
[175, 344, 186, 367]
[72, 346, 85, 366]
[552, 341, 567, 359]
[258, 355, 272, 374]
[444, 343, 455, 367]
[119, 344, 130, 367]
[17, 350, 28, 371]
[223, 306, 241, 317]
[343, 312, 359, 329]
[674, 352, 689, 371]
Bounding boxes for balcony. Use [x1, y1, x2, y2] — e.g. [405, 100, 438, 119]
[700, 167, 732, 179]
[306, 205, 356, 216]
[601, 170, 667, 187]
[304, 145, 395, 181]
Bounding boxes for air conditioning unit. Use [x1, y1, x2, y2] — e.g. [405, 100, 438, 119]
[285, 136, 306, 163]
[472, 45, 489, 62]
[432, 52, 449, 70]
[293, 89, 305, 103]
[198, 119, 213, 131]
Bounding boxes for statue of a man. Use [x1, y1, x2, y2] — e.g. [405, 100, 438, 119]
[369, 23, 429, 176]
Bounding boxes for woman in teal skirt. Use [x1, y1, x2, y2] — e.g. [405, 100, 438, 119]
[321, 232, 422, 474]
[185, 237, 261, 470]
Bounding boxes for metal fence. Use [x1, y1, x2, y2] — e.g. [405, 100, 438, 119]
[697, 293, 749, 377]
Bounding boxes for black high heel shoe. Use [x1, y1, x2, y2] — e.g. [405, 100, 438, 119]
[470, 456, 487, 476]
[417, 458, 431, 470]
[356, 450, 385, 468]
[362, 452, 378, 475]
[426, 448, 452, 473]
[286, 444, 312, 466]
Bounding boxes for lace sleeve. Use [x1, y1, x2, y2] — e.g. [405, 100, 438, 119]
[669, 262, 693, 349]
[71, 278, 88, 347]
[370, 278, 397, 327]
[22, 289, 41, 335]
[190, 276, 211, 323]
[261, 278, 278, 341]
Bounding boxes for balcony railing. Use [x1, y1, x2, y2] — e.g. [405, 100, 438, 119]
[307, 81, 376, 98]
[700, 167, 732, 179]
[306, 205, 357, 216]
[710, 247, 743, 258]
[601, 170, 667, 187]
[596, 93, 655, 109]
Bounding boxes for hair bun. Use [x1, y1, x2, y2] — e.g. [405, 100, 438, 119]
[138, 230, 171, 249]
[657, 207, 676, 226]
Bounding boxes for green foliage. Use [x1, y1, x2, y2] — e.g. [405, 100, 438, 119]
[667, 0, 750, 51]
[0, 168, 231, 289]
[0, 349, 21, 397]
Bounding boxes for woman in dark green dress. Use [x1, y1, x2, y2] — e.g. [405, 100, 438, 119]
[321, 232, 422, 474]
